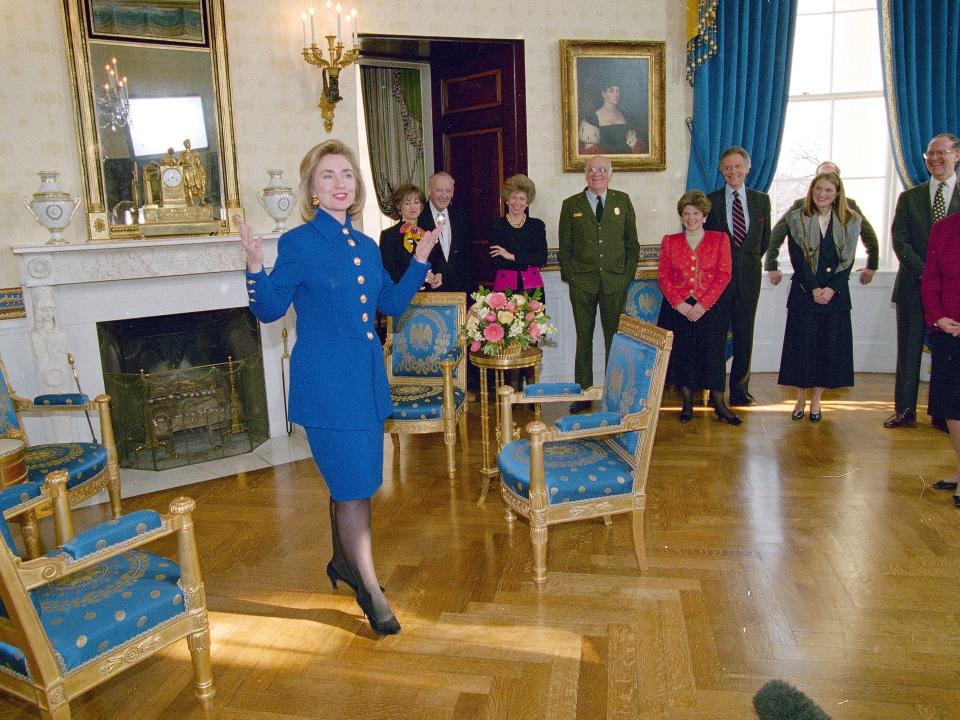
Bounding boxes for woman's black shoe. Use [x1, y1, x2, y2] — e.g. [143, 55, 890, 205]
[808, 412, 822, 423]
[327, 561, 383, 594]
[791, 409, 804, 420]
[356, 590, 401, 636]
[713, 406, 742, 425]
[679, 408, 693, 423]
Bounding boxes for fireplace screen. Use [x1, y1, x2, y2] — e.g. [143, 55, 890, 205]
[98, 308, 269, 471]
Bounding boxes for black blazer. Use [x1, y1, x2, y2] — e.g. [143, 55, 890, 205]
[378, 221, 414, 284]
[417, 204, 474, 294]
[890, 179, 960, 304]
[705, 187, 771, 300]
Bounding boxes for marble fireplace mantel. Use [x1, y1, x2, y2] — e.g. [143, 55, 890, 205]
[9, 233, 290, 446]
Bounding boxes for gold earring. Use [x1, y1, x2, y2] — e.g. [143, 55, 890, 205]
[310, 193, 320, 207]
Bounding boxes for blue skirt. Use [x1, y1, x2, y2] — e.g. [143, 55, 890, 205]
[304, 426, 385, 501]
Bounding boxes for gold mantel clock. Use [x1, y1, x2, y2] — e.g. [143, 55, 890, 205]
[61, 0, 244, 241]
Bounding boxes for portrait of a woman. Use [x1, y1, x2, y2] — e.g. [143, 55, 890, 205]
[576, 57, 649, 156]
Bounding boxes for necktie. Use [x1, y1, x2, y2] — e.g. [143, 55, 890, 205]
[933, 181, 947, 223]
[731, 191, 746, 248]
[595, 195, 604, 222]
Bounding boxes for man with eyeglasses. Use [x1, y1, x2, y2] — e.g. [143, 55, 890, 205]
[558, 155, 639, 412]
[704, 146, 772, 406]
[884, 133, 960, 429]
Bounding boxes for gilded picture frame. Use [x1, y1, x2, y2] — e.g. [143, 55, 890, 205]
[560, 40, 666, 172]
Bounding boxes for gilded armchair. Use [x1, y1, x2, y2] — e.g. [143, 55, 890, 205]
[0, 357, 121, 558]
[384, 292, 467, 479]
[0, 472, 213, 719]
[497, 316, 672, 586]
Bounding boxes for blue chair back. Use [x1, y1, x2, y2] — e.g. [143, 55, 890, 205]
[391, 297, 461, 379]
[0, 360, 24, 441]
[624, 276, 663, 324]
[601, 332, 659, 456]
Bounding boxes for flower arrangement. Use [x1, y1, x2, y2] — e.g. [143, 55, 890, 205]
[463, 287, 557, 356]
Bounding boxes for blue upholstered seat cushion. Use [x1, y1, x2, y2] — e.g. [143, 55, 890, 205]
[554, 412, 621, 433]
[523, 383, 582, 398]
[0, 550, 186, 676]
[498, 438, 634, 504]
[25, 443, 107, 488]
[389, 384, 465, 421]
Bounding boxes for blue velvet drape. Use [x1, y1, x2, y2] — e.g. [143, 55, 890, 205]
[879, 0, 960, 187]
[685, 0, 798, 193]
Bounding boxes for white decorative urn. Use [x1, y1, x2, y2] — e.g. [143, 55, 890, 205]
[257, 169, 296, 233]
[22, 171, 82, 244]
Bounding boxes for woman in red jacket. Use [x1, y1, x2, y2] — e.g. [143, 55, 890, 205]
[921, 212, 960, 507]
[657, 190, 739, 424]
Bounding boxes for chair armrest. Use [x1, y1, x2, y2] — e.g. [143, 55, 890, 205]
[506, 385, 603, 406]
[554, 411, 621, 432]
[443, 347, 463, 364]
[523, 382, 582, 398]
[532, 408, 653, 442]
[0, 482, 45, 520]
[58, 509, 164, 561]
[18, 496, 197, 590]
[33, 393, 90, 407]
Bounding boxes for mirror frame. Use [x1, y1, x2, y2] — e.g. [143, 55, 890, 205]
[61, 0, 243, 241]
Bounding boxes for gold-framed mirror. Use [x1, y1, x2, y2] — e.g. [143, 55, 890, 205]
[62, 0, 243, 241]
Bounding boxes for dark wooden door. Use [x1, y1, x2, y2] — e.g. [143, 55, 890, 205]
[430, 40, 527, 288]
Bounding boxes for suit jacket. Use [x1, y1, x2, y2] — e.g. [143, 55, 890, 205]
[557, 188, 640, 295]
[379, 221, 414, 284]
[417, 204, 474, 294]
[657, 230, 732, 311]
[705, 187, 771, 300]
[920, 212, 960, 326]
[766, 196, 878, 271]
[246, 211, 428, 429]
[890, 179, 960, 304]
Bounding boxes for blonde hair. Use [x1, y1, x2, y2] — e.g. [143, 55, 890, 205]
[297, 140, 366, 221]
[501, 174, 536, 205]
[802, 171, 853, 224]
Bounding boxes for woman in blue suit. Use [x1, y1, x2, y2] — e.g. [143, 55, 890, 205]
[237, 140, 438, 635]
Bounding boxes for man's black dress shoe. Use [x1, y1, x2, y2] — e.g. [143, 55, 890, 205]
[954, 494, 960, 509]
[933, 479, 959, 490]
[728, 393, 756, 406]
[932, 417, 949, 433]
[679, 406, 693, 423]
[569, 401, 592, 414]
[883, 411, 916, 428]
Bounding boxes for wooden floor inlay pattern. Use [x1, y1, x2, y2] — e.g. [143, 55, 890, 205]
[3, 374, 959, 719]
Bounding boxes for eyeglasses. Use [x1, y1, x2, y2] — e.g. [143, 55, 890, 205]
[586, 167, 610, 175]
[924, 150, 956, 159]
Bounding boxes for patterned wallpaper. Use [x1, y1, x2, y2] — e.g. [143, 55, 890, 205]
[0, 1, 689, 291]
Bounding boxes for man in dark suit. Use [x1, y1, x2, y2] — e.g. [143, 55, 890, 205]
[558, 155, 639, 411]
[705, 146, 771, 406]
[417, 172, 474, 295]
[884, 133, 960, 428]
[765, 161, 879, 286]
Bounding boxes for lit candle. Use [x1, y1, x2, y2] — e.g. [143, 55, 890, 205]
[308, 6, 316, 44]
[301, 12, 307, 47]
[336, 3, 342, 43]
[351, 8, 358, 46]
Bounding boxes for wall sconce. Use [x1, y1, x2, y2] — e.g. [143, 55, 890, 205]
[301, 3, 359, 133]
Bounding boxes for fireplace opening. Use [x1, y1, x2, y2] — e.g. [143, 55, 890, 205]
[97, 308, 269, 471]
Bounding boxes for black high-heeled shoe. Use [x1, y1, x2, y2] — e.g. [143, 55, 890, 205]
[679, 405, 693, 423]
[356, 590, 401, 636]
[713, 405, 743, 426]
[326, 561, 384, 594]
[808, 411, 822, 423]
[791, 408, 805, 420]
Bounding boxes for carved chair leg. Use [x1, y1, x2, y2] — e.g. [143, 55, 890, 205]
[96, 394, 123, 517]
[39, 697, 72, 720]
[443, 417, 456, 480]
[188, 627, 216, 704]
[20, 511, 41, 559]
[602, 514, 613, 527]
[503, 506, 516, 524]
[530, 520, 548, 589]
[390, 433, 399, 452]
[458, 412, 468, 445]
[631, 508, 647, 572]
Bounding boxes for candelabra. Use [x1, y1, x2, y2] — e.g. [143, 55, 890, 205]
[96, 57, 130, 132]
[301, 4, 359, 133]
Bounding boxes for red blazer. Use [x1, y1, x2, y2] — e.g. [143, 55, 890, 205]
[921, 213, 960, 328]
[657, 230, 732, 310]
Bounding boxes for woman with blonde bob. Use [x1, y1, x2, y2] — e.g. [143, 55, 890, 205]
[237, 140, 439, 635]
[487, 173, 547, 292]
[777, 171, 860, 422]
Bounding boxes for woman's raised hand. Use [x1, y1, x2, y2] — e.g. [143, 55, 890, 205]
[414, 227, 440, 263]
[237, 217, 264, 272]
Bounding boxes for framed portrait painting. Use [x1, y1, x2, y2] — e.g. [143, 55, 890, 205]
[560, 40, 666, 172]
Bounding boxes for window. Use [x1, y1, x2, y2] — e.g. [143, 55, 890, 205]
[768, 0, 902, 270]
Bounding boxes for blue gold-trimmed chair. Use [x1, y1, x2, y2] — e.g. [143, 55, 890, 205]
[0, 357, 121, 558]
[497, 315, 672, 587]
[624, 270, 664, 324]
[0, 471, 213, 719]
[383, 292, 467, 479]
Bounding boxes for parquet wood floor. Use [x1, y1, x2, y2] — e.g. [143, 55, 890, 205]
[3, 374, 959, 719]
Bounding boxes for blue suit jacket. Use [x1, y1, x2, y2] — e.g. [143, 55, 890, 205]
[246, 210, 429, 429]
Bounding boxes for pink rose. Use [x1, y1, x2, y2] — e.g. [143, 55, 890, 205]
[470, 340, 482, 352]
[529, 323, 542, 340]
[528, 300, 542, 311]
[488, 292, 508, 309]
[526, 311, 535, 321]
[483, 324, 505, 342]
[485, 312, 497, 323]
[506, 301, 516, 311]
